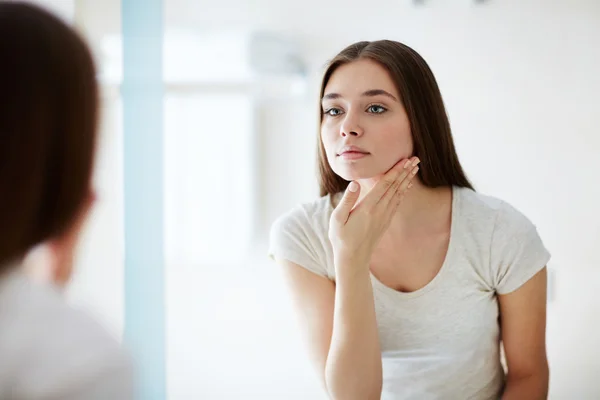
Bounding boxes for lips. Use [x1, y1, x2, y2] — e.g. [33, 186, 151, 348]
[337, 145, 369, 156]
[336, 145, 370, 161]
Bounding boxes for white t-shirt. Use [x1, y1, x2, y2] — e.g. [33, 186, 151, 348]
[0, 267, 134, 400]
[268, 186, 550, 400]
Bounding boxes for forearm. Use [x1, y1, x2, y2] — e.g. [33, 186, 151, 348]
[325, 262, 382, 400]
[501, 371, 549, 400]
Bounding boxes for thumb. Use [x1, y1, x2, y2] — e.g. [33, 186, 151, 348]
[334, 181, 361, 222]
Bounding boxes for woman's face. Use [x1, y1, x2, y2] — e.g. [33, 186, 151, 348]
[321, 59, 413, 182]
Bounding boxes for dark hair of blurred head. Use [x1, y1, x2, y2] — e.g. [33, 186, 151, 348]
[0, 2, 98, 270]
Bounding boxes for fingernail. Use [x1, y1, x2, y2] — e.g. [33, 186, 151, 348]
[412, 166, 419, 175]
[414, 158, 420, 166]
[408, 182, 413, 189]
[404, 159, 412, 169]
[348, 181, 358, 192]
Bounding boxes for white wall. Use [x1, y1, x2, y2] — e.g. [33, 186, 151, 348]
[29, 0, 74, 21]
[51, 0, 600, 398]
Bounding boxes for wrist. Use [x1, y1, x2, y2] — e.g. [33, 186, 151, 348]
[333, 252, 370, 272]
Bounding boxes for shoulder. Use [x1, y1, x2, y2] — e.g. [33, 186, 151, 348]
[268, 195, 337, 279]
[456, 186, 537, 237]
[269, 194, 335, 239]
[455, 187, 550, 293]
[0, 274, 133, 398]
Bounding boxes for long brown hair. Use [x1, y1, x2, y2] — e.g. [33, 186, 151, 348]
[318, 40, 473, 197]
[0, 3, 98, 269]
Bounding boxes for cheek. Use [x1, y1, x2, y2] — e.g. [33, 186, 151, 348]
[320, 127, 338, 156]
[399, 129, 413, 151]
[376, 125, 413, 163]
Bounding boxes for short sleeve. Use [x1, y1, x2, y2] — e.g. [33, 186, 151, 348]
[10, 303, 135, 400]
[490, 202, 551, 295]
[268, 207, 330, 279]
[57, 351, 134, 400]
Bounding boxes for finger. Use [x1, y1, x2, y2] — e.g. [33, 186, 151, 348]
[387, 157, 419, 196]
[379, 159, 420, 208]
[332, 181, 361, 224]
[399, 165, 419, 192]
[380, 175, 404, 209]
[383, 179, 415, 220]
[380, 162, 419, 218]
[394, 181, 413, 210]
[360, 158, 414, 209]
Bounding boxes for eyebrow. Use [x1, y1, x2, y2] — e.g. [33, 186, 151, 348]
[322, 89, 399, 102]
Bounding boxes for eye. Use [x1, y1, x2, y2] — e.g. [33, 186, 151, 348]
[324, 108, 344, 117]
[367, 105, 387, 114]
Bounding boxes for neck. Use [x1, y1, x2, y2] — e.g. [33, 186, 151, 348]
[356, 177, 452, 234]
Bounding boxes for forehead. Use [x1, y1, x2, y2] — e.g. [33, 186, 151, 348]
[323, 59, 399, 98]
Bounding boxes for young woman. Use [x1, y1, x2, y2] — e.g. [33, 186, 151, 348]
[0, 3, 133, 399]
[269, 40, 550, 400]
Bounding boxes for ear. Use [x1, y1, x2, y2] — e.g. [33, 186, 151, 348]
[51, 189, 96, 287]
[25, 189, 96, 288]
[23, 243, 54, 284]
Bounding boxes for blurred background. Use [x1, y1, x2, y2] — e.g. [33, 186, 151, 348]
[30, 0, 600, 398]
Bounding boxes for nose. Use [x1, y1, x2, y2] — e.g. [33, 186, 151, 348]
[339, 111, 363, 138]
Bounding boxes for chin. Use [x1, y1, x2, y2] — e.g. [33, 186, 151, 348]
[333, 164, 383, 182]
